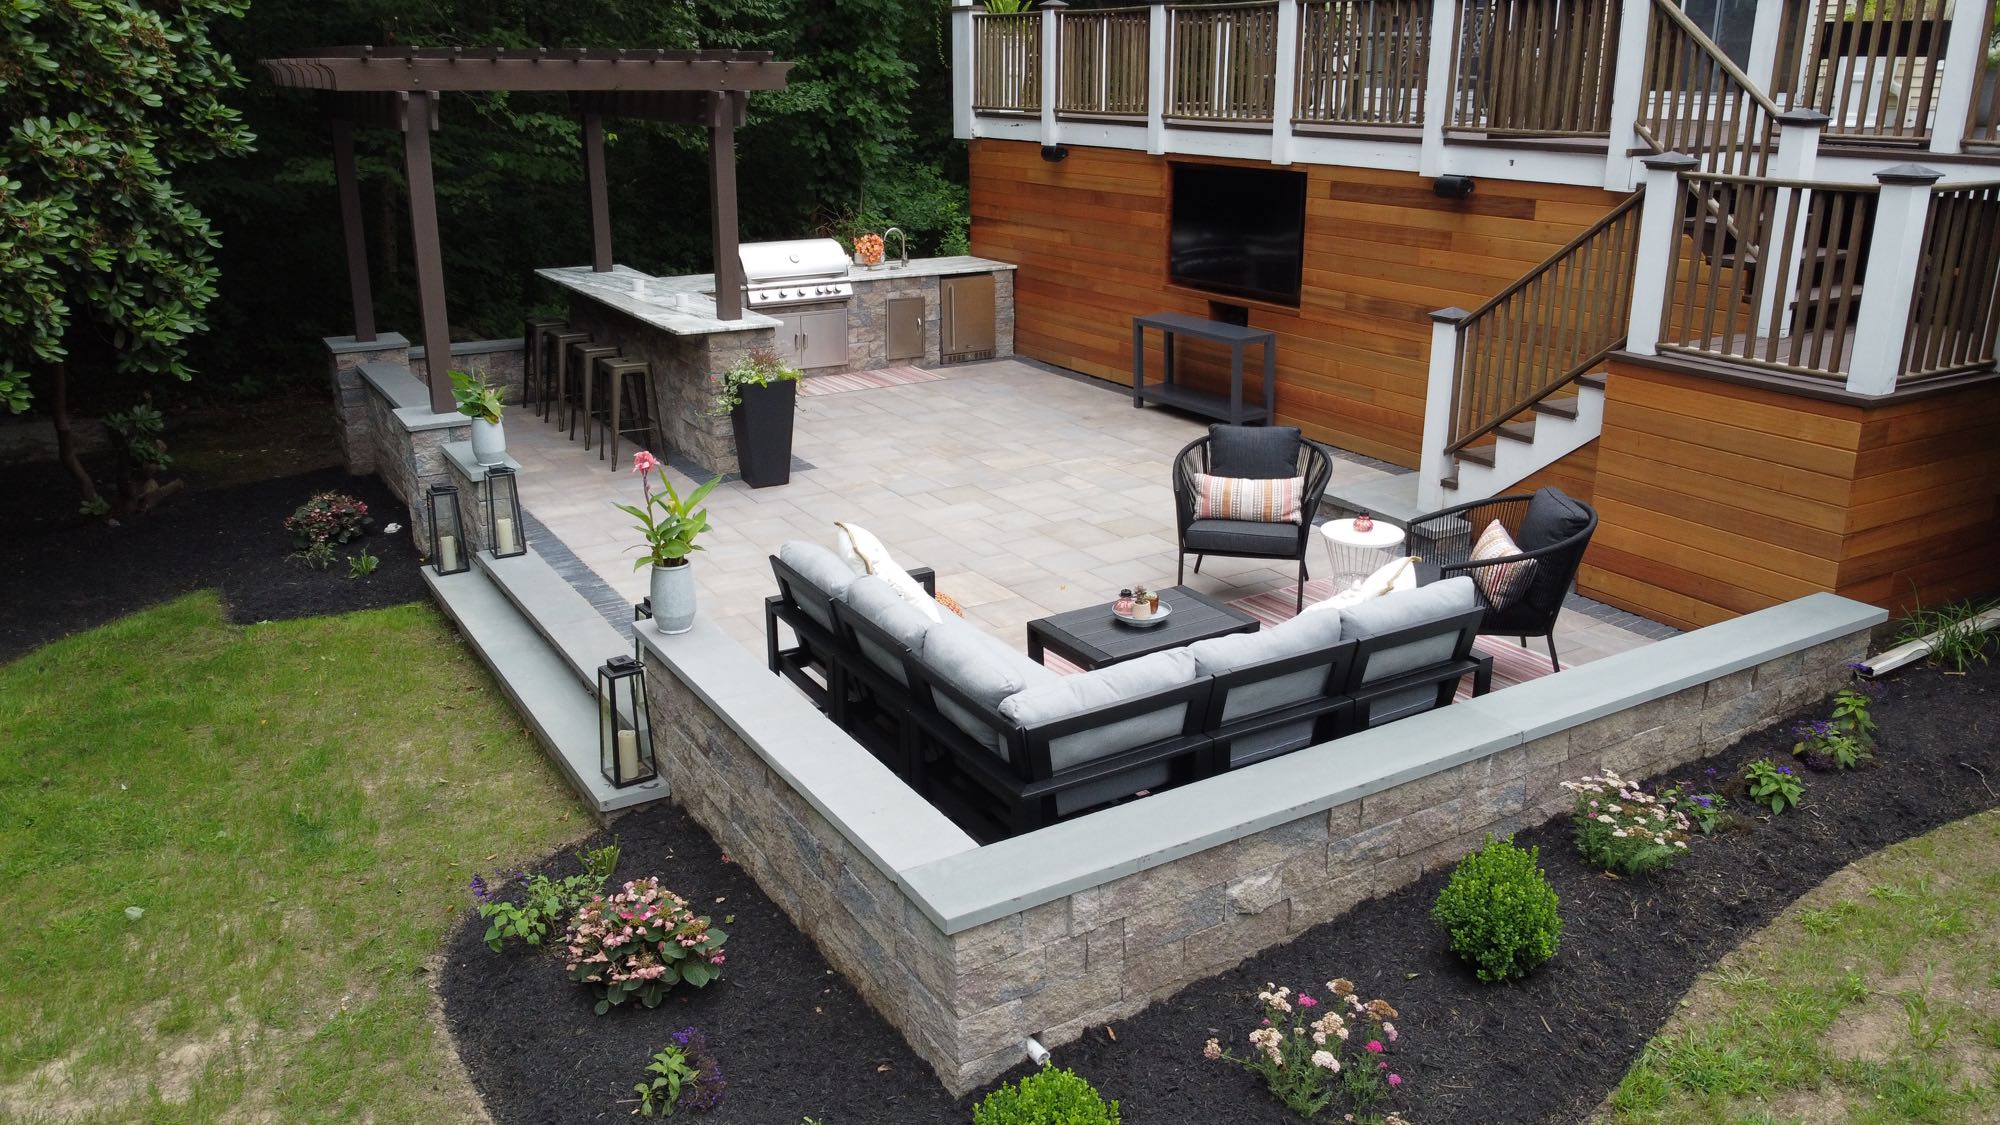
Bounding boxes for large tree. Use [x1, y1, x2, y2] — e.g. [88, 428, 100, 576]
[0, 0, 254, 512]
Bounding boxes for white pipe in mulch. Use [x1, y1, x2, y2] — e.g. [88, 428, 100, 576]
[1854, 607, 2000, 677]
[1024, 1037, 1052, 1067]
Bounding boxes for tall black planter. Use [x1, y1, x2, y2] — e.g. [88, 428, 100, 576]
[730, 379, 797, 488]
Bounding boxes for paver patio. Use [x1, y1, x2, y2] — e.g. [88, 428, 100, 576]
[507, 358, 1662, 664]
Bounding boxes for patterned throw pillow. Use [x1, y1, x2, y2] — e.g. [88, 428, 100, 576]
[1469, 520, 1538, 610]
[1190, 472, 1305, 524]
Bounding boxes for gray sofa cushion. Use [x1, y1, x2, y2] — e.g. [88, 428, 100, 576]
[920, 613, 1061, 755]
[777, 540, 859, 632]
[999, 648, 1201, 772]
[844, 575, 933, 685]
[1209, 424, 1303, 478]
[1182, 518, 1300, 556]
[1342, 576, 1479, 684]
[1188, 610, 1344, 726]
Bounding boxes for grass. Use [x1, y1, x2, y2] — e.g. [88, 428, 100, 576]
[1605, 809, 2000, 1124]
[0, 593, 579, 1121]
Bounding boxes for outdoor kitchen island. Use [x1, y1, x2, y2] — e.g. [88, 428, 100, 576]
[539, 252, 1014, 476]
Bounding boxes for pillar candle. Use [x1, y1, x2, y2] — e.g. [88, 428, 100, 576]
[616, 728, 643, 780]
[439, 534, 458, 572]
[496, 517, 518, 554]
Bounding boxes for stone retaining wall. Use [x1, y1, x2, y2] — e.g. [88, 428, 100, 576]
[641, 601, 1876, 1095]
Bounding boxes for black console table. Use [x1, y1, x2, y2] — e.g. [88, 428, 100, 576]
[1130, 311, 1277, 426]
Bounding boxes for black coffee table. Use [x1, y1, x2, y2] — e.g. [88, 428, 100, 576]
[1026, 586, 1260, 671]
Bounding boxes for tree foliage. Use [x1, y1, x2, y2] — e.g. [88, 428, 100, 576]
[0, 0, 256, 415]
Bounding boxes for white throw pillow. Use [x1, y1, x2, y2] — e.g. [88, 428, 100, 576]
[833, 520, 892, 576]
[1303, 555, 1419, 615]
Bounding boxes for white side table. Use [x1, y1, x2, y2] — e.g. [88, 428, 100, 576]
[1319, 518, 1407, 590]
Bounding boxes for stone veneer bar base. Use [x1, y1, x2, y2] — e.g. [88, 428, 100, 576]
[636, 593, 1884, 1095]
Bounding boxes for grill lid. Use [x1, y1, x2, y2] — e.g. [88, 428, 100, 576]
[739, 238, 851, 284]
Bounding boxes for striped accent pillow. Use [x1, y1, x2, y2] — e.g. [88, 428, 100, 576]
[1191, 472, 1305, 524]
[1470, 519, 1539, 609]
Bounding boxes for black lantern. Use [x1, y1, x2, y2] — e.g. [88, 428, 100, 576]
[633, 598, 653, 662]
[598, 655, 657, 788]
[426, 484, 470, 575]
[484, 467, 527, 558]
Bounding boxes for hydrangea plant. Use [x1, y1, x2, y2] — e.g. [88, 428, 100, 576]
[565, 877, 728, 1014]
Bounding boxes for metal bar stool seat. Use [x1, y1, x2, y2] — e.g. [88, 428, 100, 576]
[568, 341, 622, 447]
[544, 330, 591, 428]
[523, 317, 566, 419]
[599, 356, 660, 465]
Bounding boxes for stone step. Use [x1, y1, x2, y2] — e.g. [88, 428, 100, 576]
[1320, 472, 1425, 525]
[476, 547, 632, 691]
[424, 563, 667, 816]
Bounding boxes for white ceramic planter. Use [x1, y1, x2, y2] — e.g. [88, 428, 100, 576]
[651, 562, 696, 634]
[470, 417, 507, 467]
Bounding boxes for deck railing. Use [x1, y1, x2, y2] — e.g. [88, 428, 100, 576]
[1446, 194, 1643, 453]
[1966, 9, 2000, 149]
[1447, 0, 1619, 136]
[1776, 0, 1951, 145]
[1294, 0, 1430, 127]
[1902, 180, 2000, 378]
[1637, 0, 1783, 178]
[1058, 6, 1152, 116]
[1658, 170, 1878, 380]
[972, 11, 1042, 114]
[1167, 2, 1282, 122]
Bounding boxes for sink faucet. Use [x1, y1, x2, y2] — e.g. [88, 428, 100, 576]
[884, 227, 909, 268]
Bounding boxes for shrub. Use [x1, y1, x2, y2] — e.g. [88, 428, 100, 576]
[1430, 836, 1564, 983]
[1744, 759, 1804, 814]
[471, 840, 620, 953]
[565, 877, 729, 1015]
[1204, 978, 1407, 1118]
[285, 491, 371, 552]
[972, 1065, 1120, 1125]
[1662, 783, 1730, 835]
[634, 1027, 725, 1117]
[1791, 718, 1867, 771]
[1562, 770, 1692, 876]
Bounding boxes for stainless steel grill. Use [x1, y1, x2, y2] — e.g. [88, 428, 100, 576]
[738, 238, 853, 309]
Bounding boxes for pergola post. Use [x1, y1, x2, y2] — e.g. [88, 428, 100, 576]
[581, 112, 613, 272]
[329, 115, 377, 342]
[708, 91, 744, 322]
[399, 91, 455, 415]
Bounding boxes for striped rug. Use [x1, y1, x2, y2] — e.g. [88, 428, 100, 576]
[1038, 580, 1565, 696]
[797, 364, 945, 397]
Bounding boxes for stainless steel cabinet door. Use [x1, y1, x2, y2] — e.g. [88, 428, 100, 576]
[886, 296, 925, 361]
[797, 309, 849, 370]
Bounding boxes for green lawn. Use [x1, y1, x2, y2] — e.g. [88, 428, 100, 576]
[1606, 808, 2000, 1124]
[0, 593, 579, 1121]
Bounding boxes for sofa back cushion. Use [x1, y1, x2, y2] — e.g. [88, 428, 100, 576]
[1341, 576, 1479, 684]
[919, 613, 1061, 756]
[1208, 424, 1303, 479]
[777, 540, 859, 632]
[999, 648, 1202, 774]
[843, 575, 933, 685]
[1188, 610, 1344, 725]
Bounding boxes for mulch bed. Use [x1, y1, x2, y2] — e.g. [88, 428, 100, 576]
[441, 657, 1998, 1125]
[0, 465, 424, 664]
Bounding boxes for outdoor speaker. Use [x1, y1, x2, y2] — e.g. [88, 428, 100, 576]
[1433, 175, 1477, 199]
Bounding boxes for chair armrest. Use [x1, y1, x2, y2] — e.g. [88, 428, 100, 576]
[909, 566, 937, 596]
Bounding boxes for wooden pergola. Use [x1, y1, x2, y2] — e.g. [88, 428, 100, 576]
[261, 47, 793, 413]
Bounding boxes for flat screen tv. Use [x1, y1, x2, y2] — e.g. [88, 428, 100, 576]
[1169, 164, 1308, 307]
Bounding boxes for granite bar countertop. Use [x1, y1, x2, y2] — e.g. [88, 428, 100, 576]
[538, 255, 1015, 336]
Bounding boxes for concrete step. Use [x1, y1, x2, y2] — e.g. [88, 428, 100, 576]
[476, 548, 631, 691]
[424, 563, 667, 816]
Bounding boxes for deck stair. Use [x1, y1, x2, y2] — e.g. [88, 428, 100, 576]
[423, 548, 665, 817]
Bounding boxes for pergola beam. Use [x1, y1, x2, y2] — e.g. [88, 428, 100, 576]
[261, 49, 791, 94]
[709, 91, 744, 322]
[328, 116, 376, 341]
[398, 92, 454, 415]
[581, 113, 612, 273]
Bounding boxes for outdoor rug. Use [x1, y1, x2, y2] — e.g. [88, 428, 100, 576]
[797, 364, 945, 396]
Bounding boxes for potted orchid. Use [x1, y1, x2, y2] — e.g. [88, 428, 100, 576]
[619, 451, 720, 634]
[450, 368, 508, 467]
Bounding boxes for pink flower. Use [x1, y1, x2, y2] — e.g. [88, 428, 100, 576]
[1366, 1040, 1384, 1053]
[1388, 1073, 1403, 1087]
[709, 952, 726, 965]
[632, 450, 659, 475]
[1298, 995, 1318, 1008]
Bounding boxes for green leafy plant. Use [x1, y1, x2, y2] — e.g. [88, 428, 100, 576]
[634, 1028, 725, 1116]
[1561, 770, 1692, 876]
[1791, 718, 1867, 771]
[1831, 684, 1878, 745]
[981, 0, 1034, 13]
[620, 452, 719, 569]
[973, 1064, 1121, 1125]
[470, 840, 620, 953]
[1205, 979, 1408, 1117]
[1744, 759, 1805, 815]
[1663, 784, 1730, 835]
[103, 403, 174, 509]
[710, 346, 801, 415]
[1430, 836, 1564, 983]
[449, 369, 505, 425]
[285, 491, 372, 549]
[346, 547, 379, 580]
[565, 877, 728, 1014]
[1896, 595, 1997, 674]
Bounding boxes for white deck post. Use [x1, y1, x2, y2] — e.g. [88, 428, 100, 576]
[1759, 110, 1829, 339]
[1418, 0, 1457, 177]
[1927, 0, 1990, 156]
[1847, 165, 1942, 396]
[1744, 0, 1787, 102]
[1601, 0, 1653, 192]
[1040, 1, 1064, 147]
[1271, 0, 1300, 165]
[1147, 2, 1169, 154]
[1626, 152, 1698, 355]
[952, 2, 977, 140]
[1419, 307, 1469, 511]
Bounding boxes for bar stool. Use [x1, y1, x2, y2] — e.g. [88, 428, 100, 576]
[599, 356, 660, 465]
[523, 318, 566, 418]
[567, 341, 621, 446]
[544, 329, 591, 427]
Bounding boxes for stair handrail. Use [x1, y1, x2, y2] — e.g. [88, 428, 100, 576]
[1445, 192, 1644, 455]
[1635, 0, 1783, 178]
